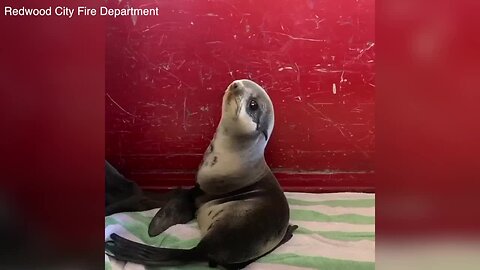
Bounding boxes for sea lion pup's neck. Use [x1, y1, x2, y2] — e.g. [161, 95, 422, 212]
[196, 127, 270, 195]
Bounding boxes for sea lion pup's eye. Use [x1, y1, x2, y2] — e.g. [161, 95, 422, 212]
[248, 99, 259, 111]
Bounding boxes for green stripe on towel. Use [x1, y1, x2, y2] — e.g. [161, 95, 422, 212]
[290, 209, 375, 224]
[287, 198, 375, 208]
[295, 227, 375, 241]
[258, 253, 375, 270]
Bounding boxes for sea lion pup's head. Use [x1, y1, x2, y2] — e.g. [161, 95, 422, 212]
[221, 79, 274, 146]
[196, 79, 275, 194]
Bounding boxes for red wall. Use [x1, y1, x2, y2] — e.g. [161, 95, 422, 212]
[106, 0, 375, 192]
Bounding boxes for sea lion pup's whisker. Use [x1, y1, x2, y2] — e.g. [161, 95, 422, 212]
[105, 79, 294, 268]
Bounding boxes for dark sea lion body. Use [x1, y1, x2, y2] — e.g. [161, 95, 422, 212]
[194, 170, 290, 264]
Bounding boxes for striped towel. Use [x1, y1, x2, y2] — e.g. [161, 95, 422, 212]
[105, 192, 375, 270]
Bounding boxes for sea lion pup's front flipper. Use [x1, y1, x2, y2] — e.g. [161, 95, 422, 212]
[148, 187, 200, 237]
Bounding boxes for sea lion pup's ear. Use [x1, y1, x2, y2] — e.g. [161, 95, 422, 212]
[256, 114, 269, 141]
[255, 95, 273, 141]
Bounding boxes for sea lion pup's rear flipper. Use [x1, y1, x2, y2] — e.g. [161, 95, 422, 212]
[221, 224, 299, 269]
[106, 233, 204, 265]
[148, 187, 198, 237]
[279, 224, 298, 245]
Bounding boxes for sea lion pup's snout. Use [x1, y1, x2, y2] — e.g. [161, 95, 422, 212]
[221, 79, 274, 142]
[227, 81, 240, 93]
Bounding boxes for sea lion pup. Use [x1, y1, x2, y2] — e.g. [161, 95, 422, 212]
[105, 79, 297, 269]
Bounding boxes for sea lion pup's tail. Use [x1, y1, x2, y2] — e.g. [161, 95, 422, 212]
[105, 233, 205, 266]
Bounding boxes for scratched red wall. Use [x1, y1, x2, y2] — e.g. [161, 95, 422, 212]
[105, 0, 375, 192]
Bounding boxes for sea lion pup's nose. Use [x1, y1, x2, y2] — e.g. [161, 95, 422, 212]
[228, 81, 242, 94]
